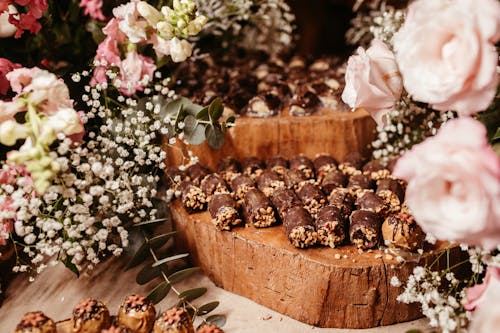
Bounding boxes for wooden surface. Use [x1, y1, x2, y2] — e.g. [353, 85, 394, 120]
[170, 200, 462, 329]
[0, 254, 431, 333]
[166, 108, 377, 169]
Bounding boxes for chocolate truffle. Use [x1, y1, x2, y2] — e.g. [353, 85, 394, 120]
[315, 205, 347, 248]
[243, 188, 277, 227]
[289, 155, 315, 179]
[71, 298, 111, 333]
[196, 323, 225, 333]
[270, 187, 302, 218]
[382, 213, 425, 251]
[117, 294, 156, 333]
[283, 206, 317, 248]
[208, 193, 242, 230]
[185, 163, 211, 186]
[179, 181, 207, 214]
[313, 154, 338, 181]
[256, 170, 285, 196]
[153, 307, 194, 333]
[15, 311, 56, 333]
[200, 174, 229, 199]
[321, 169, 346, 195]
[296, 182, 327, 216]
[349, 210, 382, 250]
[266, 156, 288, 176]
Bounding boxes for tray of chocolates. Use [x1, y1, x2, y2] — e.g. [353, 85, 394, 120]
[168, 153, 463, 329]
[13, 295, 224, 333]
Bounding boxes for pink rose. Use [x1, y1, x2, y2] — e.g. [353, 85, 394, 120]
[393, 118, 500, 250]
[468, 267, 500, 332]
[80, 0, 106, 21]
[341, 39, 402, 127]
[465, 266, 500, 311]
[0, 57, 20, 95]
[393, 0, 500, 116]
[118, 50, 155, 96]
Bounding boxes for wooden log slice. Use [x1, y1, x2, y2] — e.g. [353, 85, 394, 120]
[165, 108, 376, 170]
[170, 200, 464, 329]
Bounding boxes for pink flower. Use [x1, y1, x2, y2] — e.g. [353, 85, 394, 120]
[393, 0, 500, 116]
[0, 195, 16, 245]
[341, 39, 402, 127]
[0, 57, 20, 95]
[468, 267, 500, 332]
[393, 118, 500, 250]
[112, 0, 148, 43]
[92, 36, 122, 84]
[465, 267, 500, 311]
[102, 18, 127, 43]
[15, 0, 48, 19]
[9, 12, 41, 38]
[118, 50, 155, 96]
[80, 0, 106, 21]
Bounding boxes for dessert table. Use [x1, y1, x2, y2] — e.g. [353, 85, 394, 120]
[0, 256, 429, 332]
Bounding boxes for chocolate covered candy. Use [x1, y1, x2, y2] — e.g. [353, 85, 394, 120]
[321, 169, 346, 195]
[348, 173, 374, 192]
[256, 170, 285, 196]
[200, 174, 229, 199]
[241, 157, 265, 179]
[270, 187, 302, 218]
[117, 294, 156, 333]
[267, 156, 288, 176]
[243, 188, 277, 227]
[283, 168, 308, 190]
[297, 182, 327, 216]
[196, 323, 225, 333]
[289, 155, 315, 179]
[15, 311, 56, 333]
[382, 212, 425, 251]
[349, 210, 382, 250]
[185, 163, 211, 185]
[208, 193, 242, 230]
[70, 298, 111, 333]
[179, 181, 207, 213]
[315, 205, 347, 248]
[230, 174, 255, 203]
[313, 154, 338, 181]
[376, 178, 405, 204]
[328, 187, 355, 220]
[283, 206, 317, 248]
[216, 157, 241, 182]
[153, 307, 194, 333]
[356, 191, 388, 216]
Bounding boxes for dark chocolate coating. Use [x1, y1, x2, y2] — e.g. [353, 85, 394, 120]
[283, 206, 317, 248]
[186, 163, 211, 185]
[216, 157, 241, 174]
[321, 169, 347, 194]
[296, 182, 327, 216]
[342, 152, 368, 170]
[315, 205, 347, 247]
[243, 188, 276, 227]
[289, 155, 315, 179]
[230, 174, 255, 199]
[349, 210, 382, 250]
[356, 191, 387, 215]
[270, 187, 302, 217]
[376, 178, 405, 203]
[164, 168, 187, 189]
[348, 173, 374, 190]
[179, 181, 207, 213]
[208, 193, 241, 230]
[245, 95, 279, 117]
[382, 213, 425, 251]
[267, 156, 289, 175]
[241, 157, 265, 177]
[256, 170, 285, 196]
[200, 174, 229, 197]
[362, 160, 386, 173]
[328, 187, 355, 220]
[313, 154, 338, 179]
[283, 168, 308, 189]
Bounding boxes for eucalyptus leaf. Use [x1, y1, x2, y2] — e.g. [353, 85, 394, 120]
[148, 231, 177, 249]
[146, 281, 171, 304]
[178, 287, 207, 302]
[125, 241, 150, 271]
[152, 253, 189, 267]
[62, 256, 80, 277]
[195, 106, 209, 121]
[136, 262, 167, 285]
[205, 125, 225, 149]
[179, 97, 204, 116]
[206, 314, 226, 327]
[133, 218, 167, 227]
[167, 267, 200, 284]
[209, 98, 223, 122]
[183, 115, 206, 145]
[493, 127, 500, 141]
[225, 115, 236, 126]
[197, 301, 219, 315]
[162, 98, 184, 119]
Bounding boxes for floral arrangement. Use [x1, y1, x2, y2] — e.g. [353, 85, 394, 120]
[0, 0, 294, 285]
[343, 0, 500, 332]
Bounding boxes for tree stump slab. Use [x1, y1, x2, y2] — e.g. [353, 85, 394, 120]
[170, 201, 463, 329]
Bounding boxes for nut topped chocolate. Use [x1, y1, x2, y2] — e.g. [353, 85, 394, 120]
[349, 210, 382, 250]
[101, 325, 132, 333]
[382, 212, 425, 251]
[196, 323, 225, 333]
[153, 307, 195, 333]
[117, 294, 156, 333]
[71, 298, 111, 333]
[15, 311, 56, 333]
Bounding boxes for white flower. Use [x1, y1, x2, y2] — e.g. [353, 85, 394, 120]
[169, 37, 192, 62]
[0, 120, 29, 146]
[0, 5, 17, 38]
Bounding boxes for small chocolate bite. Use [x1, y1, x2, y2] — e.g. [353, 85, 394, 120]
[348, 173, 374, 192]
[356, 191, 388, 216]
[270, 187, 302, 218]
[117, 294, 156, 333]
[241, 157, 265, 179]
[289, 155, 315, 179]
[245, 94, 280, 118]
[230, 174, 255, 204]
[256, 170, 285, 197]
[382, 213, 425, 251]
[349, 210, 382, 250]
[243, 188, 277, 228]
[362, 160, 391, 180]
[179, 181, 207, 214]
[283, 206, 317, 248]
[71, 298, 111, 333]
[165, 168, 188, 192]
[266, 156, 289, 176]
[314, 205, 347, 248]
[185, 163, 211, 186]
[376, 178, 405, 204]
[342, 152, 368, 171]
[289, 85, 321, 116]
[208, 193, 242, 230]
[283, 168, 308, 190]
[321, 169, 346, 195]
[200, 174, 229, 199]
[216, 157, 241, 182]
[15, 311, 56, 333]
[313, 154, 338, 182]
[328, 187, 355, 220]
[153, 307, 194, 333]
[196, 323, 225, 333]
[310, 80, 338, 109]
[101, 325, 132, 333]
[296, 182, 327, 216]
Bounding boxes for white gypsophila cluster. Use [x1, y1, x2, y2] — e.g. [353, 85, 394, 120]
[371, 96, 455, 161]
[1, 69, 177, 276]
[346, 1, 405, 48]
[397, 266, 468, 332]
[465, 245, 500, 274]
[197, 0, 294, 55]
